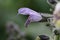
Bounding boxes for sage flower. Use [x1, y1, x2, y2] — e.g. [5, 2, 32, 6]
[35, 35, 50, 40]
[6, 21, 22, 40]
[18, 7, 42, 27]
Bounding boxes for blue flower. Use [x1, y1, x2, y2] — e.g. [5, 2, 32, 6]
[18, 7, 42, 27]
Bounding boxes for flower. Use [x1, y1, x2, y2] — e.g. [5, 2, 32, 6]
[18, 7, 42, 27]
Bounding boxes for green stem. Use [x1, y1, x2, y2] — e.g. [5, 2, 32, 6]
[55, 35, 59, 40]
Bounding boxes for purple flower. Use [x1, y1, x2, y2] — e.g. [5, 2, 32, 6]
[18, 8, 31, 15]
[18, 7, 42, 27]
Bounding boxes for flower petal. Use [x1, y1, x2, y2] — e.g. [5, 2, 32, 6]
[24, 16, 31, 28]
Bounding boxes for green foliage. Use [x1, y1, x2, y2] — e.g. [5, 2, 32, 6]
[0, 0, 53, 40]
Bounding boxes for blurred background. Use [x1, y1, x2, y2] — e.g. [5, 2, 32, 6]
[0, 0, 53, 40]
